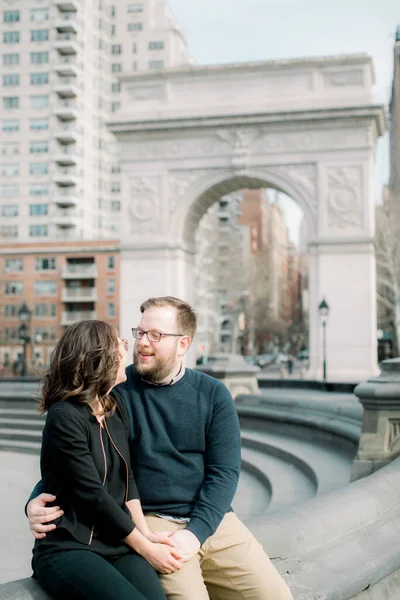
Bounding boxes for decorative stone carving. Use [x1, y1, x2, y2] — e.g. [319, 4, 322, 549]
[266, 164, 317, 214]
[326, 167, 362, 229]
[388, 419, 400, 452]
[126, 82, 166, 103]
[217, 128, 262, 171]
[323, 69, 364, 87]
[128, 177, 160, 234]
[168, 169, 224, 216]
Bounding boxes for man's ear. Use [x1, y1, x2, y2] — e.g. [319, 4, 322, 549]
[179, 335, 191, 357]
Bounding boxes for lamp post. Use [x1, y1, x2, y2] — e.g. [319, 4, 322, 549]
[18, 302, 32, 377]
[318, 298, 330, 382]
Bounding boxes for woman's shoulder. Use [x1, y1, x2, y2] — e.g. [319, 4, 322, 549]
[46, 400, 90, 422]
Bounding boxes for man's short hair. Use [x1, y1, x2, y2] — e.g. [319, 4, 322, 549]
[140, 296, 197, 340]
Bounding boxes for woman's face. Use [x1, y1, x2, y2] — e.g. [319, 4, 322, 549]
[115, 337, 128, 386]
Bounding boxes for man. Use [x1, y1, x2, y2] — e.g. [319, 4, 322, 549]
[28, 296, 293, 600]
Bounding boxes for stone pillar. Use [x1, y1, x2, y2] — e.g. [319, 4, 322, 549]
[351, 358, 400, 481]
[196, 355, 260, 399]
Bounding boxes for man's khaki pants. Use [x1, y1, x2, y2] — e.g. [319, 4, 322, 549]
[145, 513, 293, 600]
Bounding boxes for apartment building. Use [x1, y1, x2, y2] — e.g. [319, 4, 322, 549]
[1, 0, 191, 243]
[0, 240, 120, 373]
[389, 25, 400, 211]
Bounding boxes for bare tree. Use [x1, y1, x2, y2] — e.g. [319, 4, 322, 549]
[375, 192, 400, 356]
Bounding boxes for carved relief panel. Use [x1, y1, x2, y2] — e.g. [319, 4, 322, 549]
[323, 166, 364, 231]
[125, 175, 162, 236]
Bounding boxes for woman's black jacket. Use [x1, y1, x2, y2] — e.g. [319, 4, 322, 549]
[37, 397, 139, 547]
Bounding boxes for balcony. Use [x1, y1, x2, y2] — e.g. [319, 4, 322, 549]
[54, 33, 80, 55]
[55, 189, 79, 208]
[53, 208, 80, 228]
[54, 124, 81, 144]
[62, 264, 97, 279]
[54, 76, 80, 99]
[54, 14, 81, 35]
[61, 310, 96, 326]
[54, 57, 81, 77]
[62, 287, 97, 302]
[54, 146, 80, 166]
[53, 166, 79, 187]
[54, 0, 80, 13]
[53, 99, 79, 121]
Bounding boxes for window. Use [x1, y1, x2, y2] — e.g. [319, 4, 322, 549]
[2, 327, 19, 341]
[31, 8, 48, 21]
[149, 60, 164, 70]
[30, 185, 48, 196]
[30, 118, 48, 131]
[30, 204, 48, 216]
[3, 53, 19, 66]
[107, 278, 116, 294]
[1, 143, 19, 155]
[1, 205, 18, 217]
[128, 22, 142, 31]
[35, 257, 56, 270]
[33, 326, 57, 340]
[111, 200, 120, 212]
[4, 281, 23, 295]
[1, 226, 18, 238]
[30, 225, 49, 238]
[31, 29, 49, 42]
[2, 164, 19, 177]
[34, 280, 56, 295]
[30, 141, 48, 154]
[111, 102, 120, 112]
[4, 10, 20, 23]
[1, 185, 18, 197]
[4, 305, 20, 317]
[30, 163, 48, 175]
[5, 258, 23, 273]
[127, 3, 143, 12]
[31, 52, 49, 64]
[149, 41, 164, 50]
[2, 119, 19, 132]
[31, 95, 48, 108]
[107, 256, 115, 270]
[112, 82, 121, 93]
[112, 44, 122, 54]
[111, 183, 120, 192]
[3, 97, 19, 109]
[132, 43, 137, 53]
[34, 303, 57, 318]
[4, 32, 20, 43]
[111, 165, 120, 174]
[30, 72, 49, 85]
[3, 74, 19, 86]
[132, 61, 137, 71]
[107, 302, 116, 317]
[112, 63, 122, 73]
[111, 24, 116, 36]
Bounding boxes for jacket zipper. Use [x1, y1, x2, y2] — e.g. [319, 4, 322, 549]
[88, 422, 107, 545]
[104, 419, 129, 503]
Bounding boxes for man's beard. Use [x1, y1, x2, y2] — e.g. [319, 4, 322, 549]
[134, 347, 177, 383]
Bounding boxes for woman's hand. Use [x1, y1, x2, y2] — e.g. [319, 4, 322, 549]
[146, 530, 175, 546]
[142, 542, 185, 574]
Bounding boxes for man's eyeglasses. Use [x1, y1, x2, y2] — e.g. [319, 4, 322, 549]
[131, 328, 183, 343]
[119, 339, 129, 351]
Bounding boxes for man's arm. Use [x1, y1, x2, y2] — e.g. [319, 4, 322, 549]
[27, 493, 64, 540]
[183, 382, 241, 546]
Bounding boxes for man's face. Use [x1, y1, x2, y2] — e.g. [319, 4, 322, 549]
[133, 305, 185, 383]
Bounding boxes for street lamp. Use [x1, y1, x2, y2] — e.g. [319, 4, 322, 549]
[318, 298, 330, 382]
[18, 302, 32, 377]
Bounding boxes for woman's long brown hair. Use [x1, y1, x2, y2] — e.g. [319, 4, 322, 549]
[39, 320, 119, 416]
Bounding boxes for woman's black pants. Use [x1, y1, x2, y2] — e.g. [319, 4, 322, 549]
[34, 549, 167, 600]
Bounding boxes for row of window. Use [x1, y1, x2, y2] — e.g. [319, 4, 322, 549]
[2, 163, 49, 176]
[2, 204, 48, 217]
[4, 279, 116, 295]
[4, 304, 57, 319]
[111, 59, 164, 72]
[3, 118, 49, 131]
[4, 256, 116, 271]
[4, 9, 49, 22]
[111, 40, 164, 54]
[3, 52, 49, 65]
[1, 141, 48, 154]
[1, 225, 48, 238]
[3, 72, 49, 86]
[1, 327, 58, 343]
[3, 30, 49, 43]
[4, 95, 49, 109]
[2, 185, 49, 196]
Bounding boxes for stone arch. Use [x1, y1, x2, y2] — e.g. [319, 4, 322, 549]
[169, 167, 316, 251]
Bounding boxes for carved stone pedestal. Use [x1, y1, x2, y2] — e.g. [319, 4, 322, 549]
[196, 354, 260, 399]
[351, 358, 400, 481]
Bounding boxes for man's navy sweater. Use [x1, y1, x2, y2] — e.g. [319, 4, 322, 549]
[113, 365, 241, 545]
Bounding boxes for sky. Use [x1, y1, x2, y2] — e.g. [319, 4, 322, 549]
[167, 0, 398, 244]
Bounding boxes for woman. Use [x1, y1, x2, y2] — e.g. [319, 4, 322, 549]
[32, 320, 183, 600]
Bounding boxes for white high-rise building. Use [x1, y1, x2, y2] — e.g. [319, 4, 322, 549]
[1, 0, 192, 242]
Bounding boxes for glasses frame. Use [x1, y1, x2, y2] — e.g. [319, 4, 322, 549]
[131, 328, 183, 343]
[119, 339, 129, 351]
